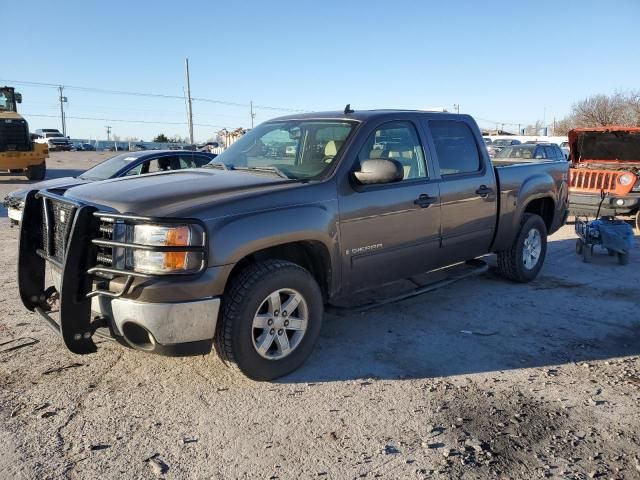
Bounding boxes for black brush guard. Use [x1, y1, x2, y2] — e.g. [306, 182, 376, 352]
[17, 189, 207, 355]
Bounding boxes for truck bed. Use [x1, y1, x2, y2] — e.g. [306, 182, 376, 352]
[491, 159, 569, 252]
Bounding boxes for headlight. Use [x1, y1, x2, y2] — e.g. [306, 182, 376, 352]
[618, 173, 635, 186]
[126, 224, 205, 274]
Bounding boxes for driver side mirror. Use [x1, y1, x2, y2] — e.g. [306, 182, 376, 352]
[352, 159, 404, 185]
[15, 93, 22, 103]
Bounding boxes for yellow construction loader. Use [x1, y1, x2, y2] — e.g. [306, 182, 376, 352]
[0, 86, 48, 180]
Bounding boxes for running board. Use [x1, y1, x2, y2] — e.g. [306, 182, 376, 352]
[328, 259, 488, 313]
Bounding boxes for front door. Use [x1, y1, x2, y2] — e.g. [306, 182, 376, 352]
[338, 119, 441, 292]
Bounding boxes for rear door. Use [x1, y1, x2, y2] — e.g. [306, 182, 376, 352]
[424, 119, 497, 263]
[338, 118, 441, 291]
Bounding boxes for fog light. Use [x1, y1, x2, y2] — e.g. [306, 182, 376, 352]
[615, 199, 625, 206]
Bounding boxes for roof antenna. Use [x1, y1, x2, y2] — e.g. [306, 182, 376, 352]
[344, 104, 354, 114]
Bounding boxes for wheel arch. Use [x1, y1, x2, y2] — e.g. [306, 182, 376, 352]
[226, 240, 334, 301]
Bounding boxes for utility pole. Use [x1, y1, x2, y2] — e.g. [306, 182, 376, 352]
[250, 100, 256, 128]
[105, 125, 112, 141]
[453, 103, 460, 114]
[58, 86, 68, 136]
[185, 58, 194, 144]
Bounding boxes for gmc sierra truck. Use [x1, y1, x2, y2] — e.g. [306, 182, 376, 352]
[18, 109, 568, 380]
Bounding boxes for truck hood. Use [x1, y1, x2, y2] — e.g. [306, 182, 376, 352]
[5, 177, 87, 205]
[63, 169, 300, 216]
[569, 127, 640, 166]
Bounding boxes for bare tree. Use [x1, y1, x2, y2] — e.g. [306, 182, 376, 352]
[552, 117, 577, 136]
[553, 91, 640, 134]
[523, 120, 544, 135]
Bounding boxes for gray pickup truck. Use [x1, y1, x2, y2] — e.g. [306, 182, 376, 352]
[18, 109, 568, 380]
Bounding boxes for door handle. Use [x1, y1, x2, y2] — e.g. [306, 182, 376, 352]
[475, 185, 493, 198]
[414, 194, 438, 208]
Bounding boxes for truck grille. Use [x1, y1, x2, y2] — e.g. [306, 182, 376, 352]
[96, 219, 115, 267]
[0, 119, 30, 152]
[42, 199, 76, 263]
[569, 168, 634, 196]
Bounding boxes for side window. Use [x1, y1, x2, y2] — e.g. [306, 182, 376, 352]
[429, 121, 481, 176]
[554, 146, 564, 159]
[124, 163, 144, 176]
[193, 154, 213, 167]
[356, 121, 427, 180]
[535, 147, 548, 159]
[177, 154, 204, 169]
[148, 156, 177, 173]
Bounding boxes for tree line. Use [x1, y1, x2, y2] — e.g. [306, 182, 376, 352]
[554, 91, 640, 135]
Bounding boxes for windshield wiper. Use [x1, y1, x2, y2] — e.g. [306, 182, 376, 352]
[234, 166, 290, 179]
[203, 161, 232, 171]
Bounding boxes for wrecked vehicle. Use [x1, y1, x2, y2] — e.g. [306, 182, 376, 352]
[568, 127, 640, 231]
[18, 109, 568, 380]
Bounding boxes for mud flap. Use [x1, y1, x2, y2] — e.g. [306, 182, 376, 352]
[59, 205, 98, 354]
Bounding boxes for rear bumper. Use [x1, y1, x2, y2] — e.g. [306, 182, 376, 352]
[569, 192, 640, 216]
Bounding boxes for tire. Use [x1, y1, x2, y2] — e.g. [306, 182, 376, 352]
[497, 213, 548, 282]
[583, 244, 593, 263]
[635, 211, 640, 235]
[617, 252, 629, 265]
[575, 239, 583, 255]
[215, 259, 323, 380]
[26, 162, 46, 181]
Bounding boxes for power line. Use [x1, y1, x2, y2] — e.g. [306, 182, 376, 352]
[1, 78, 307, 113]
[22, 112, 229, 129]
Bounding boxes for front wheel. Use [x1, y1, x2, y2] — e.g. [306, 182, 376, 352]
[26, 162, 46, 181]
[216, 260, 323, 380]
[617, 252, 629, 265]
[497, 213, 548, 282]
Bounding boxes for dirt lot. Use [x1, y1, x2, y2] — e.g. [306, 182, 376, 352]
[1, 152, 639, 479]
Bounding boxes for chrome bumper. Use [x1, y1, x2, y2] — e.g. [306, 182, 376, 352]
[91, 295, 220, 345]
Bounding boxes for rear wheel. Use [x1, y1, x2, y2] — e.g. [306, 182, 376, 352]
[216, 259, 323, 380]
[497, 213, 547, 282]
[25, 162, 46, 181]
[617, 252, 629, 265]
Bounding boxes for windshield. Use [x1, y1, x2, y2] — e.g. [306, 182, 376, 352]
[495, 145, 536, 159]
[79, 153, 141, 180]
[0, 90, 16, 112]
[45, 133, 64, 138]
[211, 120, 356, 179]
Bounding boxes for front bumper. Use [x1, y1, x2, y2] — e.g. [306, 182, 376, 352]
[569, 192, 640, 216]
[7, 206, 22, 224]
[18, 189, 217, 357]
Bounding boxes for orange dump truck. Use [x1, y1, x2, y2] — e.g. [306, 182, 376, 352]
[568, 127, 640, 232]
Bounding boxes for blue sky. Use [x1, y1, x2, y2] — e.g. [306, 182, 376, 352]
[5, 0, 640, 141]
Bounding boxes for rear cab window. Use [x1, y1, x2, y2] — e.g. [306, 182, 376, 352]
[428, 120, 482, 176]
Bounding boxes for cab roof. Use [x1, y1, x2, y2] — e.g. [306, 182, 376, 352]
[267, 109, 470, 123]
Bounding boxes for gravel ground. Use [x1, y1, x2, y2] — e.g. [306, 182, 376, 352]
[1, 152, 639, 479]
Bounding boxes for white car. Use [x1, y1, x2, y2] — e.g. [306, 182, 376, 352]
[33, 129, 73, 151]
